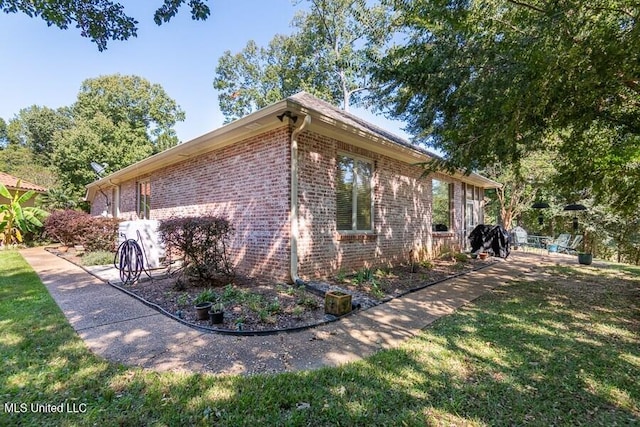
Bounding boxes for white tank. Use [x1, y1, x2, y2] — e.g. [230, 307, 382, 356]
[118, 220, 165, 268]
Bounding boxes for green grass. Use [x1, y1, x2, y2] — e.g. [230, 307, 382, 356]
[1, 250, 639, 426]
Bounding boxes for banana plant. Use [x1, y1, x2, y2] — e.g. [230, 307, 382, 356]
[0, 181, 48, 246]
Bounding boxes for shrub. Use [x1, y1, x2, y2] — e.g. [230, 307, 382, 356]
[158, 215, 235, 283]
[81, 251, 115, 266]
[453, 252, 469, 263]
[44, 210, 119, 252]
[83, 217, 119, 252]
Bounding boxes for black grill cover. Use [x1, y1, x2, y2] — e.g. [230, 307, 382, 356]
[468, 224, 511, 258]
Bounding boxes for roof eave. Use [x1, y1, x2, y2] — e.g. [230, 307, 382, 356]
[284, 98, 501, 190]
[85, 99, 290, 199]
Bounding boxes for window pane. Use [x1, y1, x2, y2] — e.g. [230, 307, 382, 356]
[432, 179, 450, 230]
[138, 181, 151, 220]
[336, 155, 373, 231]
[355, 160, 372, 230]
[336, 156, 354, 230]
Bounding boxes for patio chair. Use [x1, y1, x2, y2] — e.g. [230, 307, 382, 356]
[548, 233, 571, 253]
[558, 235, 583, 254]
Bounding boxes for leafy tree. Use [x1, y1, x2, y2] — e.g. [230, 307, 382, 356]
[0, 117, 6, 145]
[6, 105, 72, 165]
[0, 181, 48, 245]
[52, 74, 185, 195]
[213, 0, 392, 121]
[53, 113, 150, 195]
[0, 0, 211, 51]
[39, 187, 80, 211]
[483, 151, 556, 229]
[0, 144, 58, 189]
[375, 0, 640, 211]
[74, 74, 185, 149]
[215, 37, 317, 122]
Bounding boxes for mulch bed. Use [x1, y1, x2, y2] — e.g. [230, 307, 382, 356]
[49, 246, 495, 332]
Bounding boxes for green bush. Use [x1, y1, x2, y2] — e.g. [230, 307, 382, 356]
[159, 215, 235, 282]
[453, 252, 469, 263]
[81, 251, 115, 266]
[44, 210, 119, 252]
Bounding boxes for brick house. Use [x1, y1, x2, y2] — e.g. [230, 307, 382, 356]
[86, 92, 500, 282]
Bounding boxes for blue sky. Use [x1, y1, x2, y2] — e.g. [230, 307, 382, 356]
[0, 1, 410, 143]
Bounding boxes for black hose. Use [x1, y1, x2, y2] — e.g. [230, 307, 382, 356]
[115, 239, 145, 285]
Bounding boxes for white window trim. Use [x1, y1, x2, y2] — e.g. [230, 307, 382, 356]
[432, 178, 453, 232]
[337, 152, 375, 233]
[137, 180, 151, 220]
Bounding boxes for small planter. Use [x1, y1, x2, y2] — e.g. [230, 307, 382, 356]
[195, 302, 212, 320]
[479, 252, 489, 260]
[325, 291, 352, 316]
[578, 253, 593, 265]
[209, 310, 224, 325]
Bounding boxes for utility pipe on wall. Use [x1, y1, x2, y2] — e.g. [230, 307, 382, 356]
[290, 114, 311, 285]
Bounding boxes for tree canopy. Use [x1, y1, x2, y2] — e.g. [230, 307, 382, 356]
[375, 0, 640, 212]
[52, 74, 185, 196]
[213, 0, 392, 121]
[0, 0, 211, 50]
[5, 106, 71, 165]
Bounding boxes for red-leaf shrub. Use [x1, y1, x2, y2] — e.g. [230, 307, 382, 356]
[159, 215, 235, 283]
[44, 210, 119, 252]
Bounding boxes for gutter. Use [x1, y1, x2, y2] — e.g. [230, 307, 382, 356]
[290, 114, 311, 285]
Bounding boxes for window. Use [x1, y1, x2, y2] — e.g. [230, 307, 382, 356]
[336, 155, 373, 231]
[465, 184, 480, 231]
[432, 179, 452, 231]
[137, 180, 151, 219]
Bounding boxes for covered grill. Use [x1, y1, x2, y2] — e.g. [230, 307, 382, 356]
[468, 224, 511, 258]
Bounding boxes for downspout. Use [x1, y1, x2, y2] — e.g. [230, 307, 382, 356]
[290, 114, 311, 285]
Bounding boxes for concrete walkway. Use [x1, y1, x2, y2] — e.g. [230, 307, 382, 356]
[19, 247, 569, 376]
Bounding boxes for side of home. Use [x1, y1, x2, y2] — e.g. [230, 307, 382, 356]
[86, 92, 498, 282]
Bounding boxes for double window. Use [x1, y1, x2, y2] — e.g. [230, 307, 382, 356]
[336, 155, 373, 231]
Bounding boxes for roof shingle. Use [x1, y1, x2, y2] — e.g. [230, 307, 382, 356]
[0, 172, 47, 193]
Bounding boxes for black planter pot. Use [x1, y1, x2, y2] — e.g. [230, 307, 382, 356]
[578, 253, 593, 265]
[195, 302, 212, 320]
[209, 310, 224, 325]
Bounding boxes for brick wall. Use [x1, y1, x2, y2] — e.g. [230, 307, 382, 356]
[90, 124, 472, 282]
[296, 130, 464, 280]
[94, 127, 292, 281]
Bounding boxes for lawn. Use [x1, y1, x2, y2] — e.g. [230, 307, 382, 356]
[1, 250, 639, 426]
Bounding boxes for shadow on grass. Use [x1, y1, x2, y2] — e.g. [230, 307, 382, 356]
[2, 252, 639, 426]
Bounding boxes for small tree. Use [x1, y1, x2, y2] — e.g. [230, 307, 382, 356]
[0, 181, 48, 246]
[159, 215, 235, 283]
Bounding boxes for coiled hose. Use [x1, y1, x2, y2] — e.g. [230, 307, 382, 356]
[115, 239, 146, 285]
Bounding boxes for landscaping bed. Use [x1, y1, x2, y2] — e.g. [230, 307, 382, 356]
[49, 246, 494, 332]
